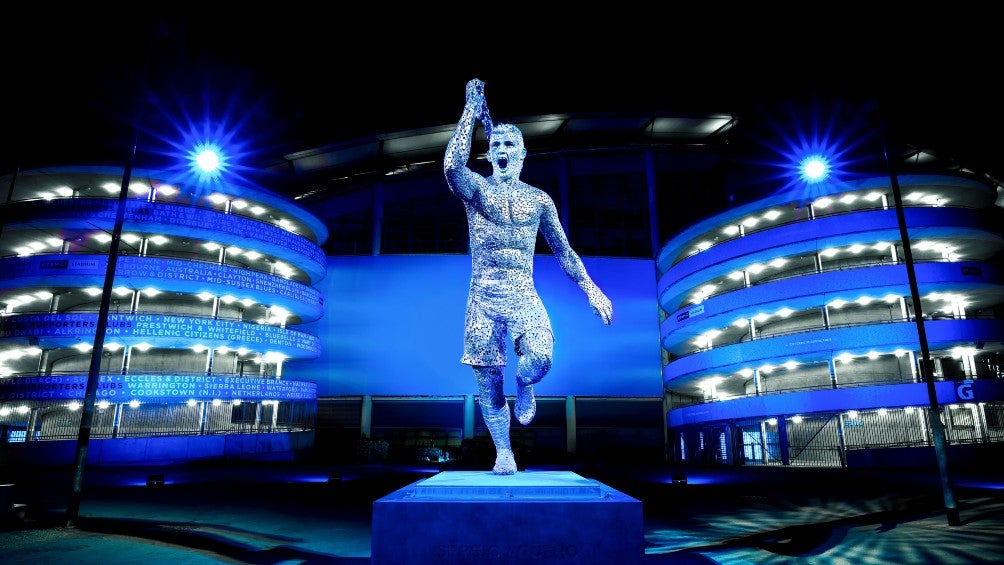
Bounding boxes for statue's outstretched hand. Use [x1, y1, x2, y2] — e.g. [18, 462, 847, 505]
[587, 286, 613, 325]
[465, 78, 486, 120]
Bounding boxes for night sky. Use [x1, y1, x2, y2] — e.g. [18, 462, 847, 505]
[2, 11, 1001, 182]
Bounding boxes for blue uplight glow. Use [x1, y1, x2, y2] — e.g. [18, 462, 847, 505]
[653, 471, 718, 485]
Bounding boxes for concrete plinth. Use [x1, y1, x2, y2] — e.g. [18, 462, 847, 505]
[371, 470, 643, 564]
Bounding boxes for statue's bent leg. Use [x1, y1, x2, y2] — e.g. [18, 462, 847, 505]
[514, 328, 553, 426]
[475, 366, 516, 475]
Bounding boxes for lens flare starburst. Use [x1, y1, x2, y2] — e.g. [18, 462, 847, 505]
[729, 95, 883, 205]
[126, 65, 286, 201]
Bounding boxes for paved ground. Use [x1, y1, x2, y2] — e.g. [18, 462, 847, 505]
[1, 459, 1002, 564]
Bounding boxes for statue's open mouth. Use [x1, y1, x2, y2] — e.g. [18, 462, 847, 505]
[498, 156, 509, 169]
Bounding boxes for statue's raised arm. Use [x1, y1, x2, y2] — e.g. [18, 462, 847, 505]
[444, 79, 490, 202]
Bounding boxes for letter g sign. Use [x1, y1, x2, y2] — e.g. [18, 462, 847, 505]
[957, 380, 974, 401]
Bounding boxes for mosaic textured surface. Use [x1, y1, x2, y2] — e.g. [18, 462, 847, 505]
[444, 79, 613, 474]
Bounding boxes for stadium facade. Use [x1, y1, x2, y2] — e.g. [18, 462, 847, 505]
[658, 172, 1004, 468]
[2, 108, 1002, 470]
[0, 166, 327, 464]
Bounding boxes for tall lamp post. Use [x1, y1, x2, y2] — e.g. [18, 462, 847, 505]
[65, 143, 137, 527]
[785, 96, 960, 526]
[63, 18, 170, 526]
[63, 142, 227, 527]
[876, 103, 960, 527]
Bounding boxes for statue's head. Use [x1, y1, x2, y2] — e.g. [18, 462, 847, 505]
[488, 123, 526, 182]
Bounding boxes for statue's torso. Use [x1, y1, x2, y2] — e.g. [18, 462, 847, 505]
[467, 180, 542, 295]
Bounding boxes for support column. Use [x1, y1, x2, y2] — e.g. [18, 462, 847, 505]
[974, 403, 988, 442]
[908, 351, 920, 382]
[915, 406, 931, 444]
[759, 421, 770, 463]
[112, 404, 124, 439]
[645, 150, 659, 257]
[360, 395, 373, 439]
[463, 394, 475, 440]
[26, 408, 40, 442]
[372, 183, 384, 256]
[565, 395, 577, 455]
[37, 350, 49, 376]
[662, 393, 670, 463]
[961, 353, 976, 378]
[835, 413, 848, 467]
[778, 416, 790, 466]
[724, 421, 734, 465]
[199, 401, 208, 435]
[121, 345, 133, 374]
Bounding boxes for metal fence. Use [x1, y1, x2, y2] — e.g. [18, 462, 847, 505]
[0, 399, 315, 442]
[673, 401, 1004, 468]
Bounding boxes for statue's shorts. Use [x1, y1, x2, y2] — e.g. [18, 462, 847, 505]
[461, 290, 553, 367]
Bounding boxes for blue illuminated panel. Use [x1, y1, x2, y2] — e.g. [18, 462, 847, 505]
[0, 313, 321, 357]
[291, 255, 662, 397]
[15, 165, 330, 246]
[8, 199, 327, 282]
[0, 255, 324, 322]
[0, 374, 317, 402]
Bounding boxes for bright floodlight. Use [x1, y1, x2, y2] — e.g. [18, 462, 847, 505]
[799, 154, 830, 183]
[187, 142, 229, 183]
[195, 148, 221, 173]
